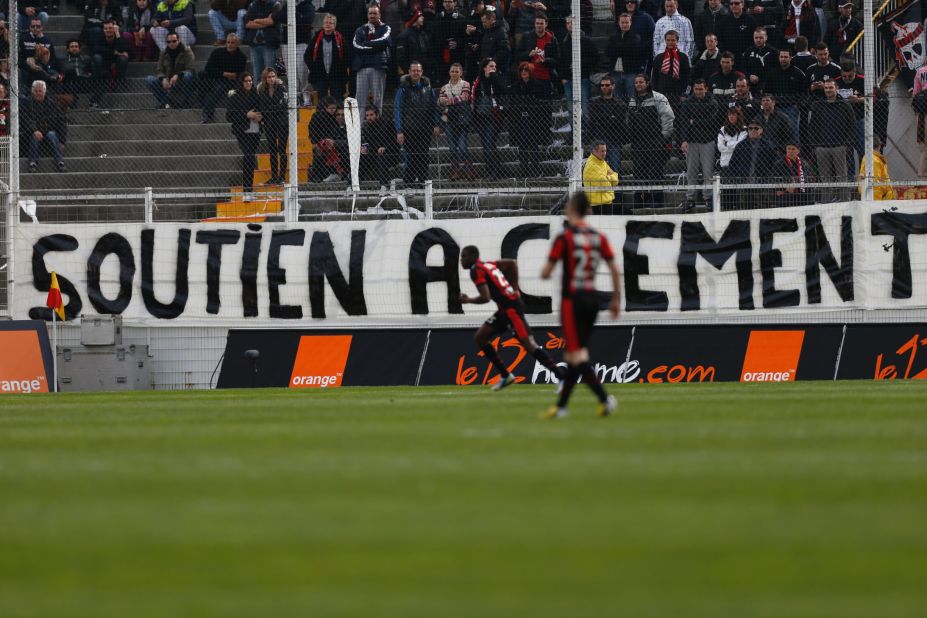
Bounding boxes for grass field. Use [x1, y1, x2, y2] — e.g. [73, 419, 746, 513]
[1, 382, 926, 617]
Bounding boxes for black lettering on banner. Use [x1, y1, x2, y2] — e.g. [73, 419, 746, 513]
[759, 219, 801, 308]
[195, 230, 241, 315]
[408, 228, 463, 315]
[623, 221, 674, 312]
[501, 223, 552, 314]
[240, 225, 263, 317]
[268, 229, 305, 319]
[141, 228, 191, 319]
[678, 220, 754, 311]
[308, 231, 368, 319]
[87, 233, 135, 314]
[804, 215, 854, 304]
[29, 234, 83, 320]
[871, 212, 927, 299]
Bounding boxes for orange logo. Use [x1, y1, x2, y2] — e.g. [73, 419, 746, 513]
[740, 330, 805, 382]
[0, 331, 49, 394]
[289, 335, 352, 388]
[874, 333, 927, 380]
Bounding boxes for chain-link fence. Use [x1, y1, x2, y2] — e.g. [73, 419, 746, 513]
[5, 0, 927, 221]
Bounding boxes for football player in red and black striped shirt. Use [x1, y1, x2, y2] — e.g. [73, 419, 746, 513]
[460, 245, 566, 391]
[541, 191, 621, 418]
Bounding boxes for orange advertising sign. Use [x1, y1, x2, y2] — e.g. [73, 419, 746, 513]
[289, 335, 352, 388]
[740, 330, 805, 383]
[0, 331, 50, 394]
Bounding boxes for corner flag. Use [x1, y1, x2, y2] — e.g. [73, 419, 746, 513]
[46, 272, 65, 321]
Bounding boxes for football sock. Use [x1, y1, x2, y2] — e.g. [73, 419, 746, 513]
[532, 348, 565, 380]
[578, 362, 608, 403]
[480, 344, 510, 378]
[557, 364, 581, 408]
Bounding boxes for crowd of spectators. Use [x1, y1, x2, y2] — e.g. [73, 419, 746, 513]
[0, 0, 899, 206]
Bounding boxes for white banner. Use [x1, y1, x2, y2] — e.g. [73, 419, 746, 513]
[11, 201, 927, 327]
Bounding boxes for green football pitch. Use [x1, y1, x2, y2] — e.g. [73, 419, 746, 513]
[1, 382, 926, 617]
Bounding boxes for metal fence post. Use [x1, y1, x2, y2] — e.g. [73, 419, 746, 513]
[712, 175, 721, 213]
[144, 187, 153, 223]
[286, 0, 299, 223]
[424, 180, 434, 219]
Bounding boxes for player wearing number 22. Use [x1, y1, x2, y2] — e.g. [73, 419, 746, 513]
[541, 191, 621, 419]
[459, 246, 566, 391]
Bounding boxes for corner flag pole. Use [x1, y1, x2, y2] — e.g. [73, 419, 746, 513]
[51, 308, 58, 393]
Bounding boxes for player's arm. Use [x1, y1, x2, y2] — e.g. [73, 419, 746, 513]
[497, 259, 519, 290]
[541, 259, 556, 280]
[459, 283, 491, 304]
[606, 257, 621, 318]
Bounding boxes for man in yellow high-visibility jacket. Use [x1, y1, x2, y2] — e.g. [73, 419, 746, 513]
[859, 135, 896, 201]
[582, 141, 620, 213]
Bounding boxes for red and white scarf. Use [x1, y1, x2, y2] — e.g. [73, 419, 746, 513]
[661, 48, 680, 79]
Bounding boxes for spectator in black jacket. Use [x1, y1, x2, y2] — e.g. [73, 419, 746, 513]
[258, 67, 288, 184]
[741, 26, 777, 93]
[588, 74, 627, 173]
[305, 14, 349, 100]
[791, 35, 815, 74]
[19, 17, 57, 80]
[651, 30, 689, 111]
[81, 0, 122, 47]
[16, 0, 49, 34]
[23, 80, 66, 172]
[244, 0, 282, 83]
[717, 0, 756, 58]
[771, 140, 811, 206]
[91, 19, 129, 107]
[429, 0, 467, 88]
[360, 107, 397, 187]
[509, 62, 551, 177]
[226, 72, 262, 197]
[516, 14, 559, 93]
[746, 0, 782, 47]
[827, 2, 862, 62]
[695, 0, 727, 53]
[763, 48, 805, 127]
[807, 80, 854, 201]
[624, 0, 655, 73]
[608, 13, 643, 101]
[23, 43, 62, 96]
[394, 62, 439, 184]
[309, 96, 345, 182]
[472, 57, 506, 178]
[479, 8, 510, 74]
[729, 76, 761, 122]
[729, 117, 778, 202]
[61, 39, 94, 106]
[679, 79, 722, 208]
[397, 11, 433, 77]
[560, 15, 599, 122]
[199, 33, 247, 123]
[758, 93, 795, 152]
[707, 51, 743, 98]
[806, 41, 840, 99]
[692, 33, 721, 82]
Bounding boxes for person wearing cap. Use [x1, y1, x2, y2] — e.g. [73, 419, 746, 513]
[729, 117, 778, 204]
[396, 10, 433, 77]
[807, 80, 854, 202]
[772, 140, 811, 206]
[827, 1, 861, 62]
[858, 134, 895, 201]
[653, 0, 694, 60]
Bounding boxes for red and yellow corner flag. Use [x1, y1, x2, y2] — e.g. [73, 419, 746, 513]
[46, 272, 65, 321]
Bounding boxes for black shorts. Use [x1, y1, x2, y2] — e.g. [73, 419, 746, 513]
[484, 302, 531, 340]
[561, 292, 599, 352]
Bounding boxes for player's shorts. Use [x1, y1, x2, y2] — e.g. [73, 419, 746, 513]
[484, 303, 531, 340]
[561, 293, 599, 352]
